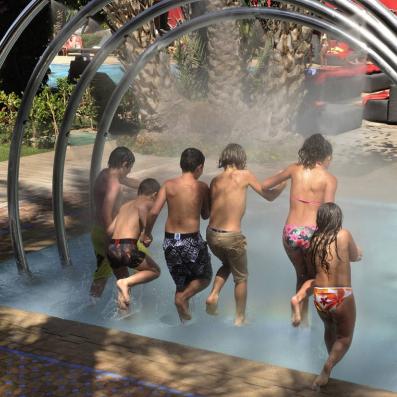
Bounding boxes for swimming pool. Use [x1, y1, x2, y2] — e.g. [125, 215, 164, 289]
[1, 194, 396, 392]
[48, 63, 125, 87]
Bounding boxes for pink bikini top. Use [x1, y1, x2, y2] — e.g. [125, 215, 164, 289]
[293, 197, 322, 205]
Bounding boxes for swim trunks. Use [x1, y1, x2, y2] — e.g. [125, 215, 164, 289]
[206, 227, 248, 283]
[107, 239, 148, 270]
[283, 224, 316, 251]
[313, 287, 353, 313]
[163, 232, 212, 292]
[91, 224, 113, 280]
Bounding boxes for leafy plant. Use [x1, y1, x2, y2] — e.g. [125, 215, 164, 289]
[173, 33, 208, 100]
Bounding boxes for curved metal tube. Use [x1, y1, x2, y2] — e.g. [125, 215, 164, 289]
[328, 0, 397, 55]
[53, 0, 200, 267]
[90, 5, 397, 197]
[279, 0, 397, 70]
[0, 0, 49, 70]
[359, 0, 397, 32]
[7, 0, 113, 273]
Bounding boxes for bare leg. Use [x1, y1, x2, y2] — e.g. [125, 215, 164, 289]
[176, 278, 210, 322]
[234, 280, 247, 326]
[291, 279, 314, 327]
[312, 296, 356, 390]
[206, 265, 231, 315]
[116, 256, 160, 311]
[283, 240, 312, 325]
[89, 278, 107, 298]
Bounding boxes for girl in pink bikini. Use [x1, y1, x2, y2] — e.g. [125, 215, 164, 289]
[262, 134, 337, 326]
[309, 203, 362, 390]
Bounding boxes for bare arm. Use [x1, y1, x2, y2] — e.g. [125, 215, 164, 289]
[102, 182, 120, 229]
[348, 231, 362, 262]
[261, 167, 291, 201]
[106, 215, 117, 236]
[200, 182, 211, 220]
[120, 176, 140, 190]
[324, 175, 337, 203]
[141, 184, 167, 246]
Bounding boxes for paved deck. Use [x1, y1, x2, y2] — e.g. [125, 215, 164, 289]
[0, 306, 395, 397]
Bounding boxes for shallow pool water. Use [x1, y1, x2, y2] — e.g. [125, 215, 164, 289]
[48, 63, 124, 87]
[1, 193, 396, 392]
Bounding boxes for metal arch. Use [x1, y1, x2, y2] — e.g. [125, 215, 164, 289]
[53, 0, 397, 270]
[7, 0, 114, 274]
[358, 0, 397, 32]
[6, 0, 397, 274]
[89, 5, 397, 202]
[328, 0, 397, 55]
[278, 0, 397, 70]
[0, 0, 50, 70]
[52, 0, 201, 267]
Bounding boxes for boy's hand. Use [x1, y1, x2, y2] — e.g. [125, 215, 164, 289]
[141, 233, 153, 247]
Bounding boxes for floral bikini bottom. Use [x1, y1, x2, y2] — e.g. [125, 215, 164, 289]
[313, 287, 353, 313]
[282, 224, 317, 251]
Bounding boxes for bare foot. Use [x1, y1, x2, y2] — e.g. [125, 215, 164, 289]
[311, 367, 331, 391]
[206, 294, 219, 315]
[290, 295, 301, 327]
[175, 296, 192, 322]
[234, 315, 247, 327]
[116, 279, 130, 310]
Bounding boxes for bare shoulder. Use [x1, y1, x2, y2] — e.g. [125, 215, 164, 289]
[198, 180, 209, 190]
[337, 228, 351, 245]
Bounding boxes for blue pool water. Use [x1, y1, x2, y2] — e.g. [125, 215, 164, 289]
[1, 194, 396, 392]
[48, 63, 125, 87]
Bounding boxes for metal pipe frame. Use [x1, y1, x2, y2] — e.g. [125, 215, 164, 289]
[7, 0, 114, 273]
[58, 0, 397, 269]
[53, 0, 201, 267]
[359, 0, 397, 31]
[0, 0, 50, 69]
[327, 0, 397, 54]
[5, 0, 397, 274]
[89, 3, 397, 202]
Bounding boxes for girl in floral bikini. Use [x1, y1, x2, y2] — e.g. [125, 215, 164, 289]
[262, 134, 336, 326]
[309, 203, 362, 390]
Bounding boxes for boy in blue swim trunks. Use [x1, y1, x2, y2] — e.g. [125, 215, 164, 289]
[142, 148, 212, 322]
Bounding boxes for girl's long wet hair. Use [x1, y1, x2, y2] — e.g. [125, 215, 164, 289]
[298, 133, 333, 169]
[310, 202, 343, 274]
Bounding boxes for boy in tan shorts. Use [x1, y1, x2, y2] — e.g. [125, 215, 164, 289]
[142, 148, 212, 323]
[206, 143, 286, 326]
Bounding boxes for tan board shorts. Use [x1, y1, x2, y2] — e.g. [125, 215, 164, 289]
[206, 227, 248, 283]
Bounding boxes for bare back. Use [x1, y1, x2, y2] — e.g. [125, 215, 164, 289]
[315, 229, 359, 287]
[287, 163, 337, 226]
[93, 169, 122, 227]
[165, 175, 209, 233]
[111, 196, 151, 239]
[209, 169, 255, 232]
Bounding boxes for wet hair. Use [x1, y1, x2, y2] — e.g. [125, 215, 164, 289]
[180, 148, 205, 172]
[108, 147, 135, 169]
[218, 143, 247, 170]
[298, 134, 332, 169]
[138, 178, 160, 196]
[310, 202, 343, 274]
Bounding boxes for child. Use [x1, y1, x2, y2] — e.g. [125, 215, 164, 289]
[90, 146, 140, 300]
[141, 148, 212, 322]
[309, 203, 362, 390]
[206, 143, 286, 326]
[262, 134, 337, 326]
[107, 178, 161, 312]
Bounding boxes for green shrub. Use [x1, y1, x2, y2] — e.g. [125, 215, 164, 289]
[0, 78, 97, 148]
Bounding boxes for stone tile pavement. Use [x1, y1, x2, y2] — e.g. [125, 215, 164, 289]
[0, 306, 395, 397]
